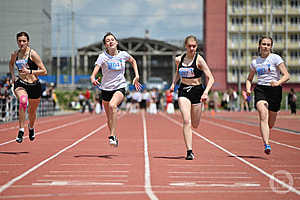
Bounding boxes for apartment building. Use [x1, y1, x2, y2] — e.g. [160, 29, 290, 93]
[205, 0, 300, 90]
[228, 0, 300, 85]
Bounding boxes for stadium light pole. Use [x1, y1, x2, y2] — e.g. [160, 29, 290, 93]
[71, 0, 75, 87]
[237, 22, 242, 111]
[56, 14, 61, 86]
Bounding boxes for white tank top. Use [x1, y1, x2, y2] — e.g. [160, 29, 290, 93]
[95, 51, 130, 90]
[250, 53, 284, 86]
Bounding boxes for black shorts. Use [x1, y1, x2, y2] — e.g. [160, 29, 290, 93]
[140, 100, 147, 109]
[101, 88, 126, 102]
[178, 83, 205, 104]
[254, 85, 282, 112]
[14, 79, 42, 99]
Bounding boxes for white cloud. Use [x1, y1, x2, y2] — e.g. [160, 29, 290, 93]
[88, 17, 108, 28]
[119, 1, 139, 16]
[52, 0, 93, 12]
[171, 1, 200, 10]
[52, 0, 203, 55]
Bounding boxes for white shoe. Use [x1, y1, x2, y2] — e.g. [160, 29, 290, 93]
[108, 136, 118, 147]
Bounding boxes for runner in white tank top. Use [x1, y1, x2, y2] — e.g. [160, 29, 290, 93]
[90, 32, 141, 147]
[246, 36, 289, 155]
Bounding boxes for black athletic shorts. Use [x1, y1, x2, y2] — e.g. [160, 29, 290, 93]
[178, 83, 205, 105]
[254, 85, 282, 112]
[140, 100, 147, 109]
[101, 88, 126, 102]
[14, 78, 42, 99]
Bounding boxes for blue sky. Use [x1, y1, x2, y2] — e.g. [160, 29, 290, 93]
[52, 0, 203, 56]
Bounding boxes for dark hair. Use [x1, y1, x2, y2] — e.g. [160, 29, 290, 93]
[258, 36, 273, 55]
[16, 32, 30, 41]
[184, 35, 198, 46]
[102, 32, 117, 44]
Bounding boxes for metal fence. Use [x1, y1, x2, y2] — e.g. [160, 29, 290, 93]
[0, 97, 55, 123]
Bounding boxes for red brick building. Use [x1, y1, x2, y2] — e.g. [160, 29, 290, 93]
[204, 0, 227, 91]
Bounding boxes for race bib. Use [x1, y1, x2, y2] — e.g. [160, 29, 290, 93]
[15, 59, 28, 70]
[256, 64, 271, 76]
[179, 67, 195, 78]
[107, 59, 123, 70]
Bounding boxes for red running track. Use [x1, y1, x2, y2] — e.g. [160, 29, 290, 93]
[0, 111, 299, 199]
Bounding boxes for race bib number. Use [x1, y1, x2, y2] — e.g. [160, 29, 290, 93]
[15, 59, 28, 70]
[256, 64, 271, 76]
[107, 59, 123, 70]
[179, 67, 195, 78]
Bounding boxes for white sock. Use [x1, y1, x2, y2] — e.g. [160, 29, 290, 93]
[19, 128, 24, 132]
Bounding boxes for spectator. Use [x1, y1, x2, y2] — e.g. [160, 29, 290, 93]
[241, 90, 249, 112]
[288, 88, 297, 114]
[82, 88, 92, 113]
[221, 90, 229, 111]
[213, 90, 220, 112]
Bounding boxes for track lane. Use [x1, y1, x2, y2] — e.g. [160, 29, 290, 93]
[0, 112, 299, 199]
[0, 113, 97, 145]
[0, 113, 151, 200]
[0, 113, 106, 190]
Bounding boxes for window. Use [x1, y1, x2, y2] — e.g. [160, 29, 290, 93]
[251, 17, 263, 25]
[251, 51, 259, 57]
[273, 34, 283, 42]
[290, 16, 300, 25]
[250, 0, 263, 8]
[250, 34, 262, 42]
[273, 0, 283, 8]
[231, 17, 244, 25]
[231, 0, 244, 12]
[273, 16, 283, 25]
[231, 34, 244, 45]
[291, 0, 300, 8]
[290, 34, 300, 42]
[290, 51, 300, 60]
[231, 50, 244, 59]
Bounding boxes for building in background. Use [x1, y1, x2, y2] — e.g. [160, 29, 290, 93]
[205, 0, 300, 91]
[0, 0, 52, 76]
[72, 37, 186, 85]
[204, 0, 227, 91]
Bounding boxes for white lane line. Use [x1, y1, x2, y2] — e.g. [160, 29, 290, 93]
[0, 123, 107, 193]
[35, 179, 128, 183]
[202, 119, 300, 151]
[169, 172, 248, 174]
[49, 170, 128, 173]
[32, 181, 124, 186]
[0, 116, 72, 132]
[162, 113, 300, 195]
[214, 116, 300, 135]
[61, 163, 131, 166]
[43, 175, 128, 177]
[169, 182, 260, 187]
[169, 176, 251, 179]
[0, 116, 94, 146]
[168, 164, 234, 167]
[142, 113, 159, 200]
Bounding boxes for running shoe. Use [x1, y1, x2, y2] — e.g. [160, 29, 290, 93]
[29, 126, 35, 141]
[16, 130, 24, 143]
[108, 136, 118, 147]
[264, 144, 271, 155]
[186, 150, 194, 160]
